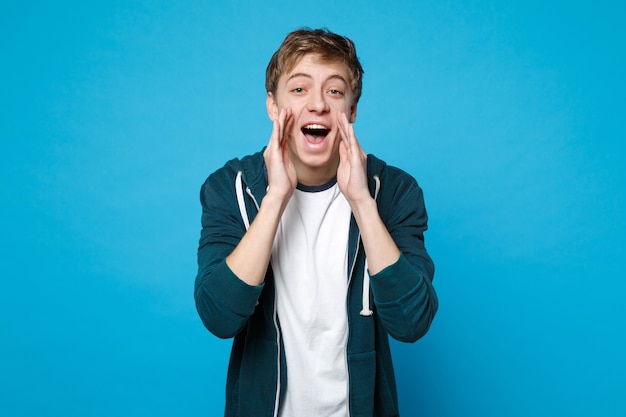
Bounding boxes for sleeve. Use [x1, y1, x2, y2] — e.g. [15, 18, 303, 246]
[193, 169, 264, 339]
[368, 167, 438, 343]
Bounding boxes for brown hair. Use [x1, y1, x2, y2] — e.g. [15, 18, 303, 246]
[265, 28, 364, 104]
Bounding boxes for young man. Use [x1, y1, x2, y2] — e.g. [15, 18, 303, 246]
[194, 28, 438, 417]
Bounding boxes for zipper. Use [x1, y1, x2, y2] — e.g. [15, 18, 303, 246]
[343, 174, 380, 416]
[272, 296, 281, 417]
[344, 228, 361, 417]
[244, 185, 282, 417]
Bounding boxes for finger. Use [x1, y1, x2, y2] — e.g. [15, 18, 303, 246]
[277, 108, 292, 150]
[280, 108, 293, 149]
[337, 112, 352, 160]
[339, 112, 361, 161]
[338, 135, 349, 162]
[267, 117, 280, 154]
[337, 112, 350, 143]
[278, 108, 287, 147]
[340, 112, 357, 145]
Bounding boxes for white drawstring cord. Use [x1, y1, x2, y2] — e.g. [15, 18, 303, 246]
[360, 258, 373, 316]
[235, 171, 250, 230]
[359, 175, 380, 317]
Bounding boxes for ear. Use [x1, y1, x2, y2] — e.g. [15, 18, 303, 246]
[348, 102, 358, 123]
[266, 92, 279, 121]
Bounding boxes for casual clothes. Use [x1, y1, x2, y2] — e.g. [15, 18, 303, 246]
[194, 149, 438, 417]
[273, 179, 352, 416]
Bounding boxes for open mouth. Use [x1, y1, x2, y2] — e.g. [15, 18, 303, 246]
[301, 124, 330, 141]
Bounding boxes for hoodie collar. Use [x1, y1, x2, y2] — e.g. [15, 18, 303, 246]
[232, 148, 387, 202]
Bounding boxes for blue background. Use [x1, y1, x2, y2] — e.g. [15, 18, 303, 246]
[2, 0, 625, 416]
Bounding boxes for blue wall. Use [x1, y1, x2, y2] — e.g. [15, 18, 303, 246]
[2, 1, 624, 415]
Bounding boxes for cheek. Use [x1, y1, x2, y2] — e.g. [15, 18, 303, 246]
[285, 125, 302, 150]
[330, 102, 354, 121]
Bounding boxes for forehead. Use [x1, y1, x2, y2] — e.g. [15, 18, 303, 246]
[282, 54, 350, 83]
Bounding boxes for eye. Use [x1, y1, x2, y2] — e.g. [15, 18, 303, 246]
[292, 87, 305, 94]
[328, 89, 344, 95]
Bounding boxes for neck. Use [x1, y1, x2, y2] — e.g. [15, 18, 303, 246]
[294, 159, 339, 187]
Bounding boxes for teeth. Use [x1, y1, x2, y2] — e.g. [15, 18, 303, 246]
[304, 124, 327, 130]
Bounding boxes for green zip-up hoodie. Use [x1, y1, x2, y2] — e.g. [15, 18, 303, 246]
[195, 150, 437, 417]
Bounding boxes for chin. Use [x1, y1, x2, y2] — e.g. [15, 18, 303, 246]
[292, 144, 340, 174]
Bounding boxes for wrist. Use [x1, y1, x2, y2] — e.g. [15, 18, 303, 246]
[261, 188, 292, 213]
[349, 195, 377, 221]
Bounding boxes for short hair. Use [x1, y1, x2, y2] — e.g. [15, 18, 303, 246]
[265, 28, 364, 104]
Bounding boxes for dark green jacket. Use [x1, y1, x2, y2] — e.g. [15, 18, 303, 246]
[195, 150, 437, 417]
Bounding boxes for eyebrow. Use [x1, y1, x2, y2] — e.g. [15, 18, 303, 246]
[286, 73, 348, 84]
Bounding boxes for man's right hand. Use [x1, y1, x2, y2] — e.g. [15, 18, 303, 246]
[263, 107, 297, 207]
[226, 108, 296, 286]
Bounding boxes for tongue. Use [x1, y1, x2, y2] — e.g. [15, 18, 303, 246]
[305, 132, 326, 143]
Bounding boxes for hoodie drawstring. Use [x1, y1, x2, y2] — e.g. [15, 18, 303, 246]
[359, 258, 373, 316]
[235, 171, 251, 230]
[359, 175, 381, 317]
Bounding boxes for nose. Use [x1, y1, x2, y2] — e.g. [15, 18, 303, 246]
[307, 89, 329, 113]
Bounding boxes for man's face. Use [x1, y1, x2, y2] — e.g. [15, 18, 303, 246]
[267, 54, 357, 184]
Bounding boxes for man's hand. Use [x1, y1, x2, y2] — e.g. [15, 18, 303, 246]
[337, 111, 371, 206]
[263, 108, 297, 206]
[226, 108, 296, 286]
[337, 111, 401, 275]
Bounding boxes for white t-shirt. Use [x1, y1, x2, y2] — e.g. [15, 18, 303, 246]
[271, 180, 352, 417]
